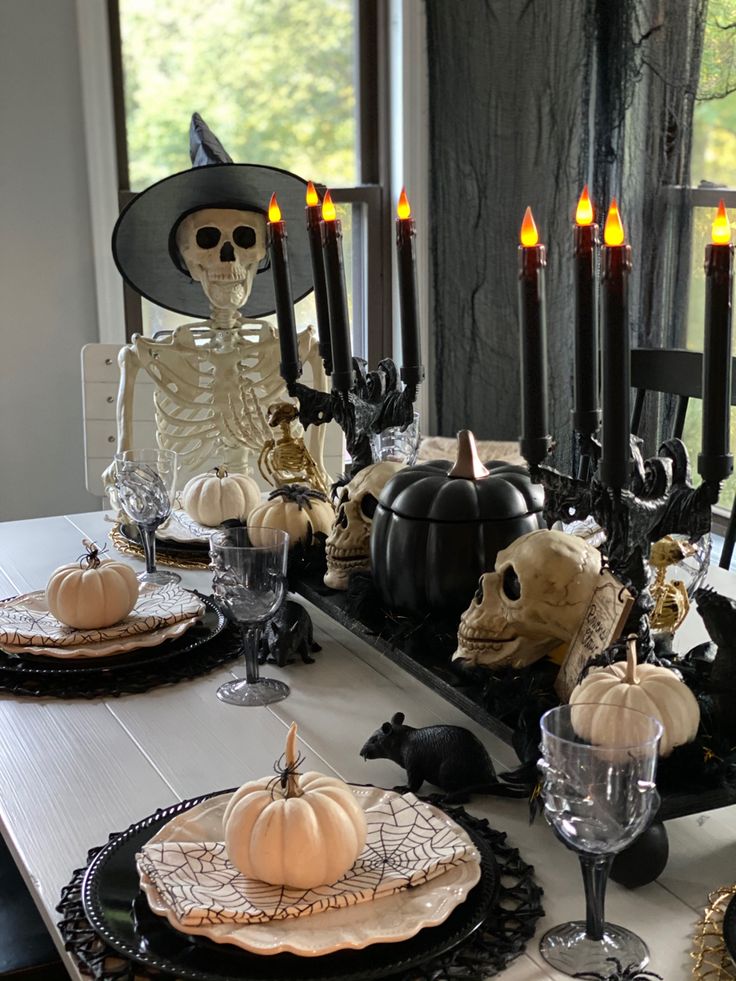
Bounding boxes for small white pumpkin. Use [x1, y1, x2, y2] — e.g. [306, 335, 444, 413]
[182, 467, 261, 527]
[569, 635, 700, 756]
[248, 484, 335, 548]
[46, 540, 139, 630]
[223, 722, 367, 889]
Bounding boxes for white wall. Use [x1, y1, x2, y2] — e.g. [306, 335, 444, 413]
[0, 0, 100, 520]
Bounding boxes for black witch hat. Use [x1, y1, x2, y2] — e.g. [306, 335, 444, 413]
[112, 113, 313, 320]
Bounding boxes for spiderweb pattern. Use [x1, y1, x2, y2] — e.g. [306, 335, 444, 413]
[137, 793, 474, 926]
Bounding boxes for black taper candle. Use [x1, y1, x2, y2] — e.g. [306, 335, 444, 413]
[572, 186, 601, 436]
[599, 199, 632, 492]
[396, 188, 424, 387]
[305, 181, 332, 374]
[267, 193, 301, 385]
[518, 207, 551, 467]
[698, 200, 734, 484]
[320, 190, 353, 393]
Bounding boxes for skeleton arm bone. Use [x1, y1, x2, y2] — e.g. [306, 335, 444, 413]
[101, 343, 143, 491]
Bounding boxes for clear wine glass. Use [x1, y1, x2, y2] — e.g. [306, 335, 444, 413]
[114, 448, 180, 586]
[210, 526, 289, 707]
[538, 703, 663, 977]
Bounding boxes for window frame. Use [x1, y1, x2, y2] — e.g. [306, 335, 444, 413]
[106, 0, 394, 367]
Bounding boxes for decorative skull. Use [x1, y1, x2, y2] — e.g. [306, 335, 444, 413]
[453, 529, 602, 669]
[175, 207, 267, 314]
[324, 461, 404, 590]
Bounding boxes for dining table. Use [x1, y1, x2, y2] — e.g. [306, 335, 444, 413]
[0, 507, 734, 980]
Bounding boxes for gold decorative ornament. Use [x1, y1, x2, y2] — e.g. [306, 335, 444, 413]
[649, 535, 697, 634]
[258, 402, 331, 496]
[691, 884, 736, 980]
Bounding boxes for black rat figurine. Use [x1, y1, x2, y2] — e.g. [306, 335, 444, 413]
[259, 601, 321, 666]
[360, 712, 527, 802]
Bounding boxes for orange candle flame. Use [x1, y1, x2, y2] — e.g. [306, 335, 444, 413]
[520, 207, 539, 247]
[306, 181, 319, 207]
[268, 193, 282, 223]
[603, 198, 625, 246]
[712, 200, 732, 245]
[397, 187, 411, 219]
[322, 190, 336, 222]
[575, 185, 594, 226]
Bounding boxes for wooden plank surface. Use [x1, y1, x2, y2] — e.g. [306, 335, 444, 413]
[0, 510, 732, 980]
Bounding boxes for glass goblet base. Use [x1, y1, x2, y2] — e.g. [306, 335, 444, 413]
[137, 569, 182, 586]
[217, 677, 290, 707]
[540, 921, 649, 977]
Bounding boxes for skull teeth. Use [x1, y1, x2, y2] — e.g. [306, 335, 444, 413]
[326, 547, 369, 562]
[458, 630, 517, 648]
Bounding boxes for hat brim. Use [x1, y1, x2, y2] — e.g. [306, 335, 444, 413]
[112, 163, 313, 319]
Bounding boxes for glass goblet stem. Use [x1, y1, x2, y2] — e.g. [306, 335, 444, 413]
[580, 853, 613, 941]
[139, 524, 158, 575]
[240, 625, 261, 685]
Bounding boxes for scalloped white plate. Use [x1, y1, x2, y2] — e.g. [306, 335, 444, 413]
[0, 615, 199, 659]
[138, 788, 481, 957]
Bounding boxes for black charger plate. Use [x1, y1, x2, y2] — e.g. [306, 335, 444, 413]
[723, 892, 736, 967]
[121, 522, 211, 559]
[81, 792, 499, 981]
[0, 594, 225, 675]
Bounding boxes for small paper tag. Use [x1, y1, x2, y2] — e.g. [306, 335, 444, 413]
[554, 569, 634, 701]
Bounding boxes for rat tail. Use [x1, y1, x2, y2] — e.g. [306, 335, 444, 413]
[442, 781, 528, 804]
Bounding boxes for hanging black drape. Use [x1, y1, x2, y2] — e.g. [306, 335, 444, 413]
[426, 0, 706, 464]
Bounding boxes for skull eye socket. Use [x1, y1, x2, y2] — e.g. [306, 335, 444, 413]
[233, 225, 256, 248]
[474, 580, 484, 604]
[360, 493, 378, 520]
[196, 226, 221, 249]
[502, 565, 521, 601]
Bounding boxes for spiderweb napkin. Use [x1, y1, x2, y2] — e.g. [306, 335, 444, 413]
[137, 792, 478, 927]
[0, 582, 204, 648]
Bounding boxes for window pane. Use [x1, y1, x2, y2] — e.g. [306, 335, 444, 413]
[692, 0, 736, 186]
[119, 0, 357, 191]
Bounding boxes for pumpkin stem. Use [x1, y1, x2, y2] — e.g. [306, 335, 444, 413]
[283, 722, 302, 798]
[81, 538, 102, 569]
[625, 635, 639, 685]
[448, 430, 490, 480]
[213, 466, 228, 478]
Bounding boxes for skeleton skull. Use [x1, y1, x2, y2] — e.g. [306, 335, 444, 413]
[453, 529, 602, 669]
[175, 208, 266, 315]
[324, 461, 404, 590]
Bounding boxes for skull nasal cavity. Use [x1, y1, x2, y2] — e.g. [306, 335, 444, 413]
[502, 565, 521, 601]
[220, 241, 236, 262]
[337, 509, 348, 528]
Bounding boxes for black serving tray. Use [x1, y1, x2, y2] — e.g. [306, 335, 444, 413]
[81, 792, 499, 981]
[0, 594, 225, 676]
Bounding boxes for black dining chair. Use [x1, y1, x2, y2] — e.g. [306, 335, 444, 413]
[630, 346, 736, 569]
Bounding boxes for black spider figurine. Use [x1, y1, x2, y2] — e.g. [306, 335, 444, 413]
[573, 957, 662, 981]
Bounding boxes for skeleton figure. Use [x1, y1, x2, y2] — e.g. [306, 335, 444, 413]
[649, 535, 694, 634]
[258, 402, 330, 496]
[453, 529, 602, 669]
[105, 206, 326, 489]
[324, 461, 404, 590]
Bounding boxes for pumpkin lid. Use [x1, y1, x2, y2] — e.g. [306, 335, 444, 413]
[377, 460, 544, 523]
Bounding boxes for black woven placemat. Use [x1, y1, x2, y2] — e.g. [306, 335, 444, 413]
[0, 595, 241, 699]
[56, 802, 544, 981]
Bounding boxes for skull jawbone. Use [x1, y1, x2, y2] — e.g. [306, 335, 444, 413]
[452, 633, 558, 670]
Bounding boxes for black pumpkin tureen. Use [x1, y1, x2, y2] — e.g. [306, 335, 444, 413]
[370, 430, 544, 617]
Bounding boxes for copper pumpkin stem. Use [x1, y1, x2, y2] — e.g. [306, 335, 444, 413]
[448, 430, 490, 480]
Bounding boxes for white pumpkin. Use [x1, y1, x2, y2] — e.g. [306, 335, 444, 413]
[569, 635, 700, 756]
[248, 484, 335, 548]
[46, 540, 139, 630]
[223, 722, 367, 889]
[182, 467, 261, 527]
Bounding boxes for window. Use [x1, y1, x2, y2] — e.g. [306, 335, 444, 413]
[679, 1, 736, 516]
[108, 0, 392, 363]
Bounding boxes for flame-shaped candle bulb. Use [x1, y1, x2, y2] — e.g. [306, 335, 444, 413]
[320, 189, 353, 392]
[395, 187, 424, 387]
[572, 185, 601, 456]
[699, 199, 734, 484]
[599, 198, 632, 491]
[304, 181, 332, 373]
[517, 206, 550, 467]
[267, 193, 300, 384]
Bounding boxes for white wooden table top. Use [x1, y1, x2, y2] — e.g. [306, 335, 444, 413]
[0, 509, 734, 981]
